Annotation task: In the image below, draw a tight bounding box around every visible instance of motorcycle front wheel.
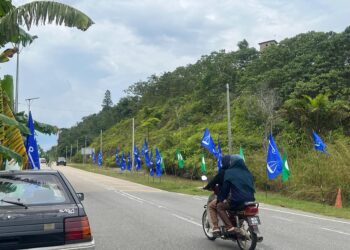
[202,210,216,241]
[236,219,257,250]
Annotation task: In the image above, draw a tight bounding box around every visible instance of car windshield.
[0,174,72,207]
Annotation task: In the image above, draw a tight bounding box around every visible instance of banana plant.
[0,0,94,48]
[0,86,28,169]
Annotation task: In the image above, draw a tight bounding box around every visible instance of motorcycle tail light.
[244,206,259,216]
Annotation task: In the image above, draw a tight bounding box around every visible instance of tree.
[237,39,249,50]
[102,90,113,109]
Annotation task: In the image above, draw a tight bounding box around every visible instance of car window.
[0,174,73,206]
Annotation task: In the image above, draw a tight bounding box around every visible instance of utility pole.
[226,84,232,154]
[70,144,72,163]
[76,140,79,155]
[15,44,20,113]
[65,146,67,160]
[83,136,87,166]
[100,130,103,155]
[132,118,135,171]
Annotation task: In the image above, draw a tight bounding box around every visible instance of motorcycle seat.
[228,201,258,212]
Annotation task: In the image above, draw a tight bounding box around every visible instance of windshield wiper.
[1,199,28,209]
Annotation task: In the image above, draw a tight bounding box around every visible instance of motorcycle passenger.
[216,154,255,235]
[203,155,236,234]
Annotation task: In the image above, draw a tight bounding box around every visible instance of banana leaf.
[0,1,93,47]
[0,144,22,165]
[2,94,28,169]
[0,113,30,135]
[15,111,59,135]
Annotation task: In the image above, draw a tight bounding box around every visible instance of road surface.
[55,166,350,250]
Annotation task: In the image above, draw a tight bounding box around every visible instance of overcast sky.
[2,0,350,150]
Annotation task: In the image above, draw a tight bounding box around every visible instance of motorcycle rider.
[203,155,236,234]
[216,154,255,236]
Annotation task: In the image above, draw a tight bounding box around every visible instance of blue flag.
[115,148,120,167]
[121,151,126,171]
[134,146,142,171]
[142,139,150,167]
[127,152,132,171]
[155,148,162,177]
[312,131,327,153]
[26,111,40,170]
[266,134,283,180]
[149,150,154,176]
[216,139,223,172]
[201,128,217,156]
[97,150,103,167]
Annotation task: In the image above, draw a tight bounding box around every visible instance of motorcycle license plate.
[247,216,261,226]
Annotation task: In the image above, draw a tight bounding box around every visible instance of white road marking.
[321,227,350,236]
[114,190,143,203]
[193,197,203,200]
[260,206,350,225]
[172,214,202,227]
[272,216,293,222]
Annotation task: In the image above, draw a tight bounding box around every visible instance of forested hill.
[53,27,350,205]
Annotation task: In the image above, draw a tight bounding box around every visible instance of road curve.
[54,166,350,250]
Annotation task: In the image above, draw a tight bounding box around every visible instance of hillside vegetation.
[52,28,350,206]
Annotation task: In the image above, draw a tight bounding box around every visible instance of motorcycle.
[201,176,262,250]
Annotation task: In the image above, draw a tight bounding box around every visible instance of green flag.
[239,146,245,162]
[176,149,184,169]
[282,152,290,182]
[160,152,165,170]
[200,154,206,173]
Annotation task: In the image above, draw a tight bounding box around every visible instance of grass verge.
[70,163,350,220]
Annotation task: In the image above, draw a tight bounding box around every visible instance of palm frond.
[0,0,14,18]
[2,96,28,168]
[15,111,59,135]
[0,113,30,135]
[0,1,93,47]
[0,144,23,166]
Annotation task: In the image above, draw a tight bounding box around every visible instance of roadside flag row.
[266,130,327,182]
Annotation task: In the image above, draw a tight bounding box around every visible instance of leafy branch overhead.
[0,0,94,47]
[15,111,59,135]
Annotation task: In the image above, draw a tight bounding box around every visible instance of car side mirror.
[76,193,84,201]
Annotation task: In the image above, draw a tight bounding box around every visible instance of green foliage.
[0,0,94,47]
[56,28,350,206]
[102,89,113,109]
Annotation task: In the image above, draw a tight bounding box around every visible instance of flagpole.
[100,130,103,167]
[226,84,232,154]
[132,118,135,172]
[316,151,325,204]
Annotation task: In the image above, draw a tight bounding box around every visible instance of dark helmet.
[221,154,244,170]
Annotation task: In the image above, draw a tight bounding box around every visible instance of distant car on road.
[57,157,66,166]
[40,158,47,168]
[0,170,95,250]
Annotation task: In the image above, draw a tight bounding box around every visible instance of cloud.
[4,0,350,150]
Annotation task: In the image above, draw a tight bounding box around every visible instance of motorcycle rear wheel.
[236,219,257,250]
[202,210,216,241]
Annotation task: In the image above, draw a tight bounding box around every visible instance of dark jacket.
[217,155,255,207]
[203,170,225,190]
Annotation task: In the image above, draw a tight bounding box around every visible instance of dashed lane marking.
[321,227,350,236]
[172,214,202,227]
[272,216,293,222]
[260,206,350,225]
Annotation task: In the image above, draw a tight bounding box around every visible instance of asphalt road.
[54,166,350,250]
